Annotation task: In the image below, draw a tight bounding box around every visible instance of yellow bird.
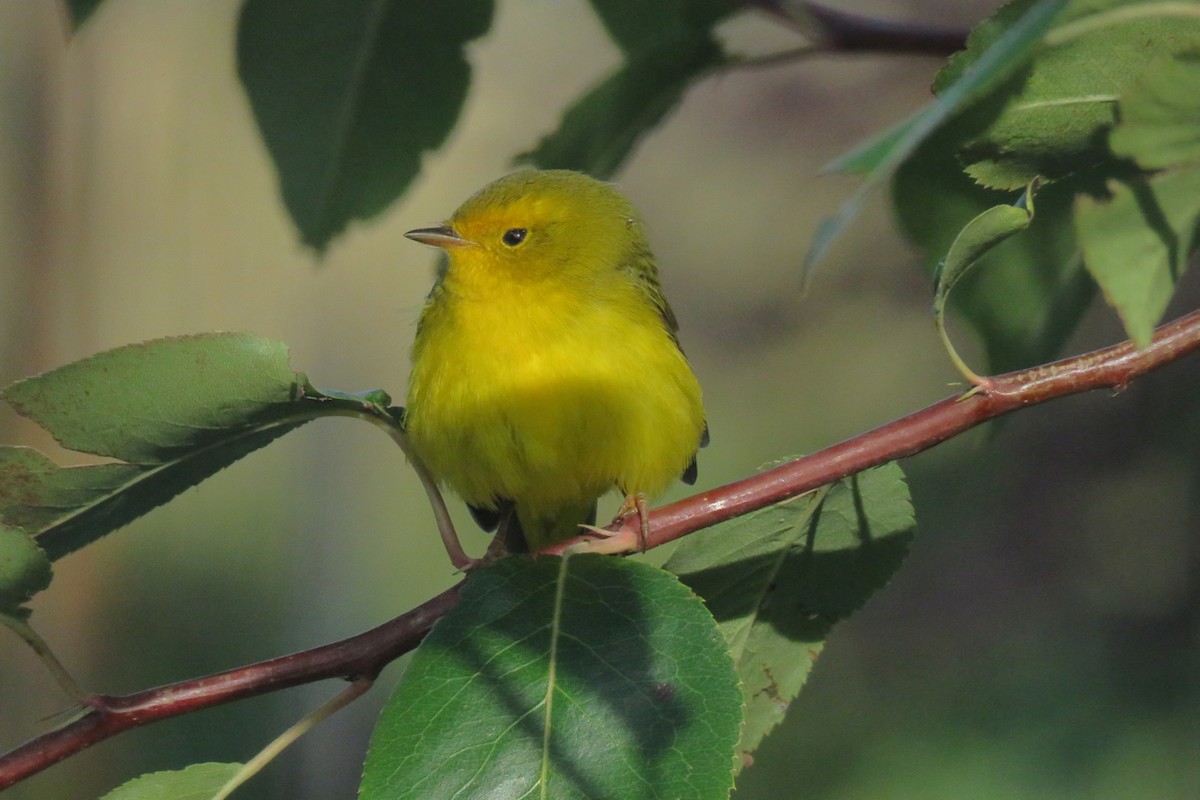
[404,170,706,553]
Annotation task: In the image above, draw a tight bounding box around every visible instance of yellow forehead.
[449,170,631,231]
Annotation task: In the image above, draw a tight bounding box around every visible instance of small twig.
[735,0,969,57]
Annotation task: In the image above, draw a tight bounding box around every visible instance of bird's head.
[405,170,647,289]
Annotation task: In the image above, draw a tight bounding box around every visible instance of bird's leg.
[482,519,513,563]
[613,492,651,551]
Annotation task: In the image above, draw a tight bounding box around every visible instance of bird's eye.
[502,228,527,246]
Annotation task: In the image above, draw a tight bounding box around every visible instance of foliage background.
[0,1,1197,798]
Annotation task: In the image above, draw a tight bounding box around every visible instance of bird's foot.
[568,523,639,556]
[565,493,651,556]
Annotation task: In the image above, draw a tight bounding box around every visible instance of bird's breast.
[406,281,704,516]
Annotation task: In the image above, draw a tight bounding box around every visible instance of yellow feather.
[404,170,705,550]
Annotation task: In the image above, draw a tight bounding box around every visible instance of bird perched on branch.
[404,170,706,554]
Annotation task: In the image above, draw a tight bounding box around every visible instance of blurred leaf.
[955,0,1200,189]
[1076,167,1200,347]
[588,0,731,56]
[522,0,732,178]
[520,36,724,179]
[360,555,742,800]
[1,333,398,560]
[1110,53,1200,169]
[98,762,243,800]
[237,0,494,252]
[825,111,921,176]
[813,0,1067,272]
[894,121,1092,374]
[0,525,52,617]
[64,0,104,28]
[666,464,915,769]
[933,190,1037,381]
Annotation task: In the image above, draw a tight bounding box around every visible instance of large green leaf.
[953,0,1200,189]
[0,525,52,617]
[237,0,494,251]
[1110,52,1200,169]
[4,334,303,464]
[0,333,397,560]
[360,555,742,800]
[665,464,915,769]
[98,762,243,800]
[1076,166,1200,347]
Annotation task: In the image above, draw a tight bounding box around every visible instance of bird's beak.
[404,225,476,249]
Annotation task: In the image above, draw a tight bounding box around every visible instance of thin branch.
[4,307,1200,789]
[735,0,969,57]
[0,583,461,790]
[548,306,1200,555]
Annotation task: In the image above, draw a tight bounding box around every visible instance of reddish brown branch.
[548,306,1200,554]
[0,583,461,790]
[4,307,1200,789]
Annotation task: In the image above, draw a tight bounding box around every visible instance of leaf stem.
[212,677,374,800]
[934,306,986,387]
[337,404,476,570]
[0,614,90,704]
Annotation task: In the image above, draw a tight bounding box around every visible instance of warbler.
[404,170,706,552]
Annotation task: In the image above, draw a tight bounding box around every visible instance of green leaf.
[1076,166,1200,347]
[3,333,303,464]
[98,762,243,800]
[1110,53,1200,169]
[933,190,1037,381]
[956,0,1200,189]
[519,37,724,179]
[934,193,1036,308]
[665,464,915,770]
[64,0,105,28]
[893,121,1093,374]
[0,525,52,617]
[825,112,921,176]
[360,555,742,800]
[813,0,1068,272]
[1,333,395,560]
[588,0,732,56]
[236,0,494,252]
